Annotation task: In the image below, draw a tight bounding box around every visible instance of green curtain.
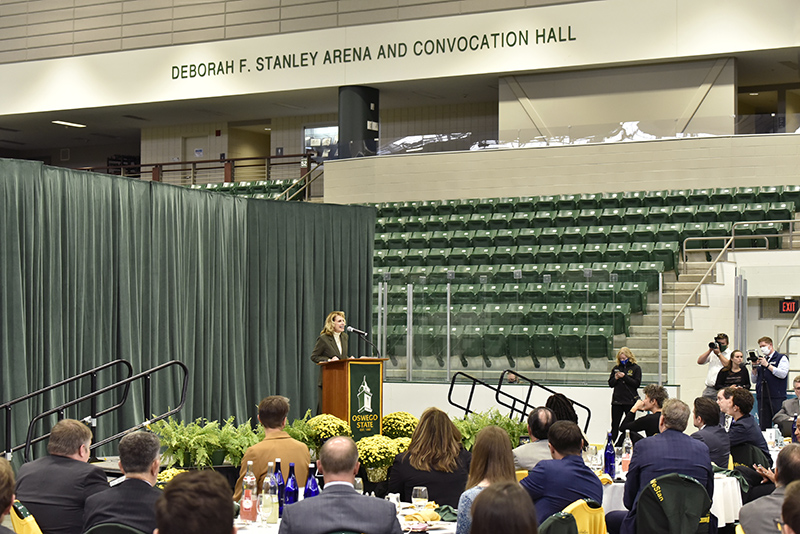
[0,158,374,461]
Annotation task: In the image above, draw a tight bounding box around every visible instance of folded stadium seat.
[523,283,549,303]
[426,248,450,266]
[599,191,623,208]
[695,204,721,223]
[758,185,782,203]
[374,232,389,249]
[475,264,499,284]
[499,284,525,303]
[539,227,565,245]
[427,284,451,304]
[494,197,517,214]
[623,207,649,225]
[516,196,537,213]
[383,216,405,233]
[404,249,428,266]
[466,213,490,231]
[470,247,493,265]
[387,304,409,325]
[436,200,459,216]
[510,211,534,229]
[557,325,589,368]
[586,325,614,360]
[460,325,490,366]
[373,249,388,267]
[383,249,408,267]
[533,210,557,228]
[555,194,578,210]
[375,216,387,233]
[386,232,411,249]
[537,245,561,264]
[561,226,586,245]
[407,231,432,249]
[494,228,517,247]
[688,188,711,206]
[602,302,631,336]
[453,303,481,324]
[581,243,608,263]
[427,304,452,324]
[578,192,600,209]
[656,223,683,243]
[505,303,532,323]
[483,303,508,324]
[492,246,517,265]
[388,266,413,282]
[585,226,611,244]
[742,202,768,221]
[666,189,689,206]
[533,325,563,367]
[682,222,708,250]
[475,198,498,214]
[718,203,745,222]
[495,264,525,283]
[508,325,539,368]
[251,193,268,200]
[612,261,639,283]
[782,185,800,204]
[378,201,400,217]
[641,189,667,207]
[559,244,584,264]
[590,262,615,282]
[577,302,604,324]
[620,190,645,208]
[609,225,635,243]
[599,208,624,226]
[445,214,468,231]
[731,186,757,204]
[478,284,501,302]
[529,303,554,324]
[455,198,478,215]
[620,281,648,313]
[487,213,512,230]
[562,264,591,283]
[767,201,794,221]
[447,247,471,265]
[728,222,754,249]
[628,242,654,262]
[408,266,434,283]
[217,181,236,194]
[647,206,674,224]
[428,230,452,249]
[514,245,539,264]
[652,242,679,272]
[555,210,578,227]
[386,325,408,359]
[756,222,784,249]
[552,303,578,325]
[537,195,557,211]
[672,205,697,223]
[373,266,391,284]
[548,282,572,302]
[709,187,734,205]
[541,262,567,281]
[571,282,598,301]
[250,180,269,194]
[403,215,426,232]
[453,264,478,283]
[387,284,409,304]
[422,215,446,232]
[235,181,253,194]
[704,222,732,249]
[522,264,546,282]
[595,282,621,304]
[444,325,469,367]
[605,243,631,262]
[637,261,665,290]
[416,200,438,217]
[484,325,514,366]
[516,228,541,245]
[577,208,601,227]
[413,325,445,367]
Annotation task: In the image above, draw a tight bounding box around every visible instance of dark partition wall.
[0,158,374,457]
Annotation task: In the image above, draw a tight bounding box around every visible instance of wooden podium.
[318,357,387,441]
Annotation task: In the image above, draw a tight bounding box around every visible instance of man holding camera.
[698,333,731,398]
[752,336,789,431]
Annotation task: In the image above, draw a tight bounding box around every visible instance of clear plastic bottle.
[284,462,299,506]
[303,463,320,499]
[621,430,633,472]
[240,461,258,522]
[261,462,279,524]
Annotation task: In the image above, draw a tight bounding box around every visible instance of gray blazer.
[512,439,552,471]
[278,483,402,534]
[772,397,799,436]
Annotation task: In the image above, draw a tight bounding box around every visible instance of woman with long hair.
[387,407,471,507]
[607,346,642,443]
[454,426,516,534]
[714,349,751,390]
[310,311,349,363]
[470,481,538,534]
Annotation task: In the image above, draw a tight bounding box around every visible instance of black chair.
[635,473,712,534]
[539,512,578,534]
[85,524,149,534]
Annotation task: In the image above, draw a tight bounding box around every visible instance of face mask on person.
[619,358,628,365]
[718,343,728,351]
[760,346,771,356]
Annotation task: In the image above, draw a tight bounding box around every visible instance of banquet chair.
[84,524,148,534]
[635,473,712,534]
[539,512,578,534]
[561,498,605,534]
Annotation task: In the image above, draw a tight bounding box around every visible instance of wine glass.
[354,477,364,495]
[411,486,428,510]
[259,493,275,524]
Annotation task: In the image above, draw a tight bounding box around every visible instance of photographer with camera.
[698,333,731,398]
[714,349,751,391]
[752,336,790,431]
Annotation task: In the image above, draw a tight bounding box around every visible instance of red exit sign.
[779,299,798,314]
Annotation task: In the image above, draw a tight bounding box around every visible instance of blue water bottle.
[604,431,616,479]
[274,458,286,516]
[304,463,320,498]
[284,462,299,507]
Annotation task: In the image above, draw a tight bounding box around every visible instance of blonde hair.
[405,407,463,472]
[616,347,636,365]
[320,311,345,336]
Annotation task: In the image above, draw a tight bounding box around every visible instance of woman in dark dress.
[714,350,751,390]
[387,407,471,508]
[608,347,642,444]
[311,311,349,363]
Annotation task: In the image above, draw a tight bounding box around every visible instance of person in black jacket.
[608,347,642,443]
[617,384,667,446]
[714,349,751,391]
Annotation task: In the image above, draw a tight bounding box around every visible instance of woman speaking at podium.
[311,311,350,363]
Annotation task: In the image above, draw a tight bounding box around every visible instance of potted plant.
[451,409,527,451]
[218,416,262,468]
[355,434,398,482]
[284,410,317,457]
[307,414,352,450]
[381,411,418,439]
[149,416,223,468]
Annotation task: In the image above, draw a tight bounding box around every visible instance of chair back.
[635,473,712,534]
[730,443,771,469]
[10,501,43,534]
[84,524,148,534]
[539,512,578,534]
[561,498,606,534]
[515,469,528,482]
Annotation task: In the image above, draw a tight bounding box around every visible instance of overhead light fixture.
[52,120,86,128]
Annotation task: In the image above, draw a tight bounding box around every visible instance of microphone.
[346,325,368,336]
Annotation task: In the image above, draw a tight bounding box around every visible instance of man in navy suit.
[279,436,402,534]
[83,431,163,534]
[752,336,790,430]
[520,421,603,524]
[690,396,731,468]
[606,399,714,534]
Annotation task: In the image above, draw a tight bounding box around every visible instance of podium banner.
[348,359,383,442]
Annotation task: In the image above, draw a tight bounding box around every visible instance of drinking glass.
[354,477,364,495]
[258,493,276,524]
[411,486,428,510]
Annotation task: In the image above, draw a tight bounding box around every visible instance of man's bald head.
[318,436,359,478]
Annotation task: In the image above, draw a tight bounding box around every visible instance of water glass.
[411,486,428,510]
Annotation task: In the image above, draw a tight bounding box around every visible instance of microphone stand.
[356,331,382,359]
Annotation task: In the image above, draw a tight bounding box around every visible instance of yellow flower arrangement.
[307,414,352,447]
[355,434,398,468]
[156,467,188,488]
[393,436,411,454]
[381,411,418,439]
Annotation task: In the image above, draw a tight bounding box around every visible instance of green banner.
[348,361,383,442]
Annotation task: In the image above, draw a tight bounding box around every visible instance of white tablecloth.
[602,475,743,525]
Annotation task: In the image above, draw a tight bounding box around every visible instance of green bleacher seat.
[470,247,493,265]
[374,232,389,249]
[251,180,269,194]
[609,225,635,243]
[427,284,451,303]
[585,226,611,244]
[688,189,711,206]
[666,189,689,206]
[696,204,720,222]
[476,264,500,282]
[620,281,648,313]
[492,246,517,265]
[510,212,533,229]
[682,222,708,249]
[621,191,645,208]
[613,261,639,283]
[782,185,800,204]
[523,283,549,302]
[384,249,407,266]
[562,226,586,245]
[495,229,517,247]
[475,198,498,214]
[530,303,554,324]
[448,247,471,265]
[756,222,783,248]
[586,325,614,360]
[445,214,468,231]
[453,264,478,282]
[387,284,409,304]
[704,222,732,249]
[378,201,400,217]
[422,215,446,232]
[537,245,561,264]
[539,227,564,245]
[533,325,562,367]
[559,244,584,263]
[642,190,668,207]
[435,200,458,216]
[387,304,409,325]
[383,216,405,233]
[556,194,578,210]
[495,197,517,214]
[647,206,673,223]
[218,182,236,194]
[672,205,697,223]
[624,207,649,225]
[426,248,450,266]
[235,181,253,194]
[522,264,546,282]
[628,242,654,262]
[514,245,538,263]
[505,303,532,323]
[386,232,410,249]
[638,261,665,289]
[484,325,513,366]
[552,303,579,325]
[577,302,604,324]
[542,263,567,280]
[606,243,631,262]
[499,284,525,303]
[404,249,428,266]
[428,230,452,248]
[452,285,478,305]
[591,262,615,281]
[533,211,556,228]
[404,215,426,232]
[386,325,408,358]
[718,203,745,222]
[710,188,734,205]
[653,241,679,271]
[595,282,621,303]
[578,193,600,209]
[508,325,538,367]
[516,228,541,246]
[577,208,601,226]
[483,303,507,323]
[373,249,388,266]
[733,186,758,203]
[602,302,631,336]
[466,213,490,231]
[656,223,683,243]
[453,303,481,324]
[632,224,657,243]
[582,243,608,263]
[455,199,478,215]
[600,208,625,226]
[767,201,793,221]
[414,325,445,365]
[758,185,782,203]
[743,202,768,221]
[204,182,222,193]
[416,201,438,216]
[409,265,434,283]
[555,210,578,227]
[495,264,525,282]
[461,325,489,364]
[407,231,432,248]
[548,282,572,302]
[537,196,557,211]
[557,325,589,368]
[599,192,623,208]
[488,213,512,230]
[373,266,391,283]
[516,196,537,212]
[571,282,598,301]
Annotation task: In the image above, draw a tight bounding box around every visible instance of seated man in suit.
[617,384,667,445]
[83,431,163,533]
[15,419,109,534]
[0,459,16,534]
[721,386,771,464]
[773,375,800,437]
[690,396,731,468]
[784,480,800,534]
[155,470,234,534]
[512,407,555,471]
[520,421,603,524]
[606,399,714,534]
[279,436,402,534]
[740,443,800,534]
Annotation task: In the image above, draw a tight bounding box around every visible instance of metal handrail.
[282,160,324,201]
[447,369,591,433]
[2,360,133,460]
[671,219,797,329]
[21,360,189,462]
